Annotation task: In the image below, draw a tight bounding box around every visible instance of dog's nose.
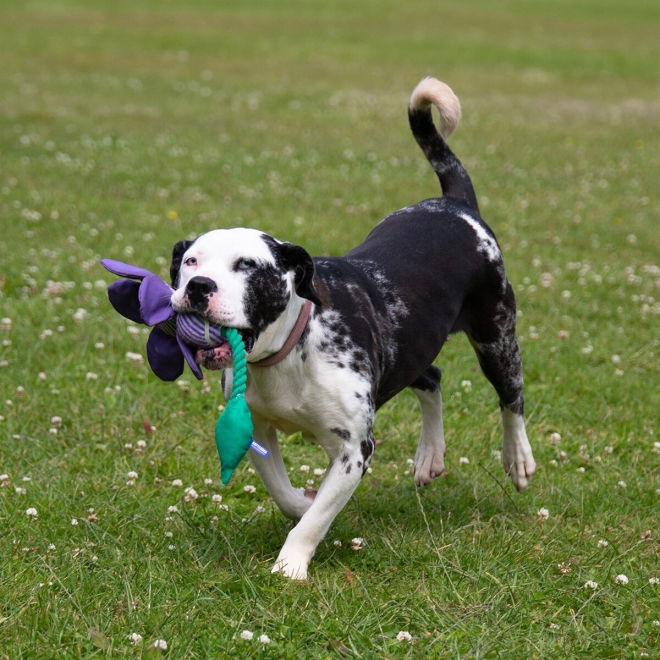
[185,276,218,311]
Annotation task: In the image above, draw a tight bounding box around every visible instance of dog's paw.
[414,448,446,486]
[271,551,309,580]
[502,444,536,491]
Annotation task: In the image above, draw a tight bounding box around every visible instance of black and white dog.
[170,77,536,579]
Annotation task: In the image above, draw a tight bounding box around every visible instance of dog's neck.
[248,295,311,365]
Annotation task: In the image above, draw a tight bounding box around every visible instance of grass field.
[1,0,658,657]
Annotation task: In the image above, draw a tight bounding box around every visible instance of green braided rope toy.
[215,327,258,484]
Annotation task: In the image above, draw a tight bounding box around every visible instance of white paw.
[271,550,309,580]
[414,447,446,486]
[502,443,536,491]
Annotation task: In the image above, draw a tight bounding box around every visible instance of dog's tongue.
[196,341,233,370]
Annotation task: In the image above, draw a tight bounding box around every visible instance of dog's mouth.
[194,328,256,371]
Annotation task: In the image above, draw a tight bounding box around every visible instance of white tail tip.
[409,77,461,138]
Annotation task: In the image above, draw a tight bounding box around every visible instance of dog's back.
[333,79,511,405]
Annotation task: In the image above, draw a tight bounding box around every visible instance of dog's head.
[170,228,320,353]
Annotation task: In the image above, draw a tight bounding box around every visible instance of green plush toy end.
[215,327,254,484]
[216,394,254,484]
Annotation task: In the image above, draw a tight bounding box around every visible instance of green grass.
[1,0,658,657]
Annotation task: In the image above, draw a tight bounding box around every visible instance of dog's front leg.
[271,428,374,580]
[249,415,314,520]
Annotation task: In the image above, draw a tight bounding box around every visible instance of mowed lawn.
[0,0,658,657]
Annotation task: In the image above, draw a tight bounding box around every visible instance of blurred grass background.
[0,0,658,657]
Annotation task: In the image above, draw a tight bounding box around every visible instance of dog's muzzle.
[185,276,218,313]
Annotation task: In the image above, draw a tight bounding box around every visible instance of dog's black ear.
[170,239,194,287]
[278,242,322,306]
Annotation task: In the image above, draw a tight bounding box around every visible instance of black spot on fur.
[345,464,352,474]
[242,263,289,334]
[341,454,349,464]
[331,428,351,441]
[360,438,374,463]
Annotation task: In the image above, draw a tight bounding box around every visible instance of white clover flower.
[51,415,63,427]
[25,507,38,519]
[204,478,214,485]
[211,494,223,504]
[151,639,167,650]
[396,631,412,642]
[649,577,659,585]
[71,518,79,526]
[72,308,87,322]
[15,487,26,495]
[125,352,144,364]
[617,480,627,488]
[1,317,12,330]
[458,456,470,465]
[258,634,271,644]
[614,574,629,585]
[129,632,143,645]
[583,580,598,590]
[167,544,175,551]
[333,539,342,547]
[598,539,609,548]
[548,432,561,444]
[351,537,365,550]
[313,468,326,476]
[537,508,550,521]
[86,372,98,381]
[299,465,310,473]
[127,471,138,480]
[240,630,254,641]
[461,379,472,391]
[184,487,199,502]
[243,485,256,494]
[171,479,183,487]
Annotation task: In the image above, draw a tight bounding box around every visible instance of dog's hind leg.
[249,416,314,520]
[467,289,536,491]
[410,366,446,486]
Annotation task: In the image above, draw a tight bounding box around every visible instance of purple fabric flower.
[101,259,203,380]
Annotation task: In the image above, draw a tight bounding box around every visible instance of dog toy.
[101,258,267,483]
[216,327,256,484]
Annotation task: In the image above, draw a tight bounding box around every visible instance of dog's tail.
[408,77,479,213]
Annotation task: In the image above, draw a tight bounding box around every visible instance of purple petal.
[139,274,175,326]
[177,335,203,380]
[147,327,184,381]
[101,259,153,281]
[107,279,144,323]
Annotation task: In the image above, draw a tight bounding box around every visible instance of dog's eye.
[233,258,257,272]
[184,257,197,267]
